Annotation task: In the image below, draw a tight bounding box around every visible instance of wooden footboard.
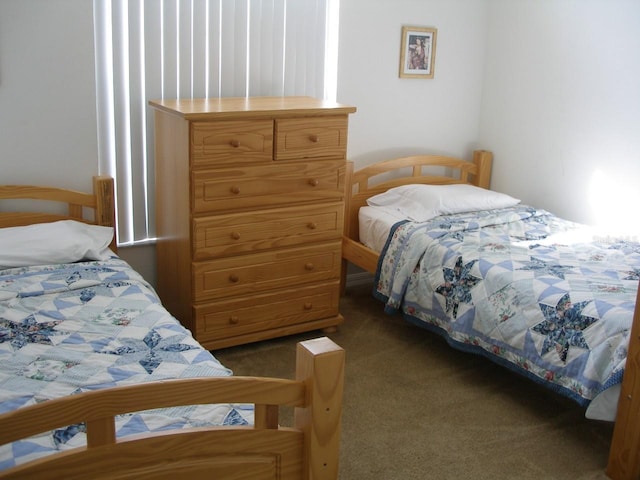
[0,337,344,480]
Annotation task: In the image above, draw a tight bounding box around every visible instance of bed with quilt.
[341,150,640,480]
[0,177,345,479]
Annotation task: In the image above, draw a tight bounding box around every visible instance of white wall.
[0,0,97,191]
[338,0,489,165]
[339,0,640,233]
[479,0,640,231]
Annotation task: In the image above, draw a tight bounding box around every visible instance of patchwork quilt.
[375,205,640,406]
[0,256,251,470]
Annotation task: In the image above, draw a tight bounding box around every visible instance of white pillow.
[366,183,520,222]
[0,220,114,269]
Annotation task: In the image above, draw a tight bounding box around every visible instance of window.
[94,0,339,245]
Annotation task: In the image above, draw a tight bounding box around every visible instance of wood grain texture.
[192,120,274,167]
[193,241,342,302]
[192,203,344,260]
[295,337,345,479]
[150,97,355,348]
[194,281,342,350]
[153,109,193,332]
[192,160,344,214]
[149,96,356,121]
[275,117,349,161]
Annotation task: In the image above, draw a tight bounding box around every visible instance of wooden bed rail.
[0,176,117,252]
[607,283,640,480]
[0,336,344,480]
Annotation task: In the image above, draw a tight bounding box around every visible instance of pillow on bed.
[366,183,520,222]
[0,220,114,269]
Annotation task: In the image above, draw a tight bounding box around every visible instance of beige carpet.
[214,283,615,480]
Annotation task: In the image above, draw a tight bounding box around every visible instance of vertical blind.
[93,0,338,246]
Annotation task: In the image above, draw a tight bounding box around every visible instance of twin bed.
[0,177,345,479]
[342,150,640,480]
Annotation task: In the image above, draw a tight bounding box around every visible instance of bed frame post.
[294,337,345,480]
[93,176,117,253]
[607,284,640,480]
[340,161,355,294]
[472,150,493,189]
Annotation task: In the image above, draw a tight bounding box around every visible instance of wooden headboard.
[0,176,117,253]
[341,150,493,275]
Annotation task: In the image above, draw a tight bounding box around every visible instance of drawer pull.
[229,316,240,325]
[231,231,241,240]
[308,178,320,187]
[230,186,240,195]
[309,134,319,143]
[307,222,317,230]
[304,263,315,271]
[230,139,241,148]
[303,302,313,310]
[229,274,240,283]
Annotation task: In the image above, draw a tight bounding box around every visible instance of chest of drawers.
[149,96,356,350]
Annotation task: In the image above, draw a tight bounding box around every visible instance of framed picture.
[399,26,437,79]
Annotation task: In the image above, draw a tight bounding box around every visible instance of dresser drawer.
[194,281,340,342]
[192,160,345,213]
[274,116,348,161]
[193,241,341,302]
[192,202,344,260]
[191,120,273,168]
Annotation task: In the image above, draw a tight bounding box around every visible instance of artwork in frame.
[399,26,437,79]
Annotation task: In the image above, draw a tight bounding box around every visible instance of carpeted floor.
[214,282,615,480]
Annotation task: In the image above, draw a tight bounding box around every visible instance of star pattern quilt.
[375,205,639,407]
[0,256,250,470]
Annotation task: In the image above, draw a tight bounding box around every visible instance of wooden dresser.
[149,96,356,350]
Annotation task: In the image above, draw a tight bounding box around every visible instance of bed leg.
[294,337,345,480]
[607,286,640,480]
[322,326,338,334]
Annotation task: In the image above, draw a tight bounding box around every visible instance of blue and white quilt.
[375,205,639,408]
[0,256,251,470]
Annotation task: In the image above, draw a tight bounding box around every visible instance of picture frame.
[399,26,437,79]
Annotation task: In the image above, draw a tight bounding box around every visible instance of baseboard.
[345,271,374,288]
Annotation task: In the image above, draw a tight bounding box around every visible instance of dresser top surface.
[149,96,356,120]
